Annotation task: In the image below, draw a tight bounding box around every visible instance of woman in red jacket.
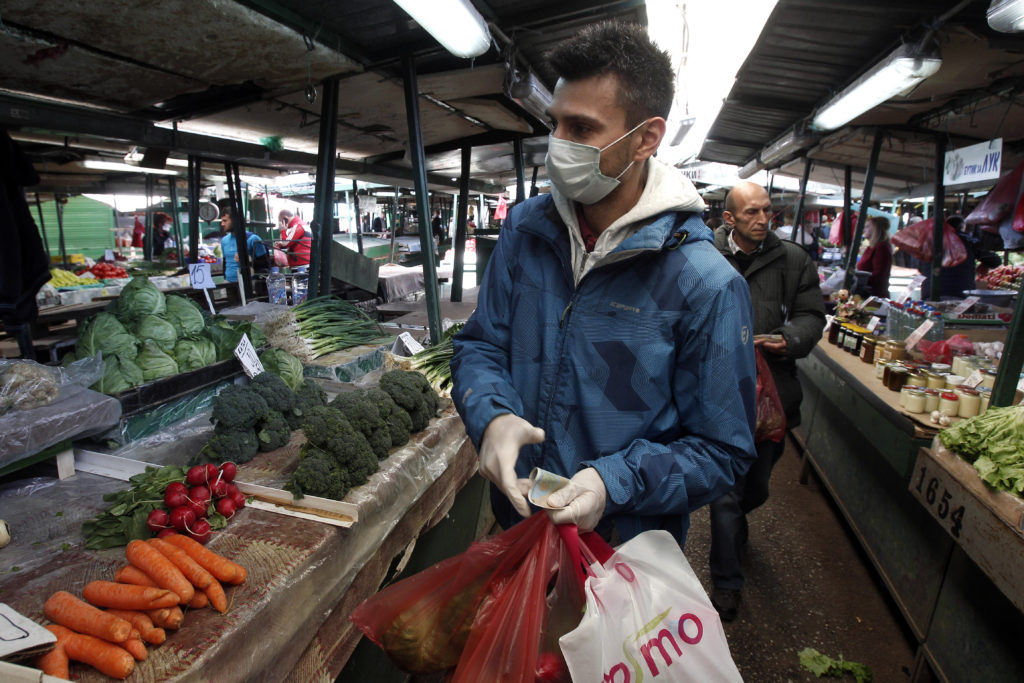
[275,210,311,267]
[857,216,893,298]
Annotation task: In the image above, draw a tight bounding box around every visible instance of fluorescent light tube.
[393,0,491,58]
[758,128,815,166]
[508,69,553,129]
[812,44,941,131]
[81,160,179,176]
[988,0,1024,32]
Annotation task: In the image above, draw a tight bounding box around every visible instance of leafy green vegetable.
[164,295,206,338]
[134,314,179,353]
[939,406,1024,495]
[135,340,180,382]
[206,320,267,361]
[799,648,872,682]
[259,347,305,391]
[76,312,138,360]
[82,466,186,549]
[173,337,217,372]
[118,275,167,321]
[91,353,144,394]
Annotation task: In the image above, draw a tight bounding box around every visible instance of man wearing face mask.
[450,22,756,545]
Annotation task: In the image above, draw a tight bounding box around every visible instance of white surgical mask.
[545,120,647,204]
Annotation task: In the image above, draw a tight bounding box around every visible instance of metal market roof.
[0,0,646,196]
[699,0,1024,199]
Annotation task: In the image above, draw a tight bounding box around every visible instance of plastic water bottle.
[267,267,288,305]
[291,267,308,306]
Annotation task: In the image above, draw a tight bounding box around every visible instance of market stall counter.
[795,341,1024,681]
[0,408,483,682]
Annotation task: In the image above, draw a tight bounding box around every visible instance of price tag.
[896,274,928,304]
[866,316,881,332]
[858,296,878,310]
[903,318,935,351]
[104,249,115,262]
[189,263,215,290]
[963,369,985,388]
[399,331,425,356]
[233,333,264,378]
[951,296,980,318]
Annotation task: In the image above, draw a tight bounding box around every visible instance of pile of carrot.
[36,533,246,680]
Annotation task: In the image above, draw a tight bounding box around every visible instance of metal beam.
[187,156,200,265]
[793,158,812,247]
[225,162,253,301]
[452,144,471,303]
[513,135,526,204]
[930,137,947,299]
[402,54,442,345]
[168,178,184,267]
[991,288,1024,407]
[310,79,340,298]
[352,180,364,255]
[844,129,884,290]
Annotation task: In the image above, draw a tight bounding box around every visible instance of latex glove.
[479,414,545,518]
[545,467,607,532]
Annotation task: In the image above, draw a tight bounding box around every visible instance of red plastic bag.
[350,513,609,681]
[917,334,974,365]
[965,161,1024,226]
[754,348,786,443]
[828,211,857,246]
[891,218,967,267]
[1012,191,1024,234]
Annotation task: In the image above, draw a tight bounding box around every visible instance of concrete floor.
[683,438,919,682]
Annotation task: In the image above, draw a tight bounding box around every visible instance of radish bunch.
[146,463,245,544]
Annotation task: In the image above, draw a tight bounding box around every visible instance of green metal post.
[991,289,1024,407]
[452,144,471,302]
[513,134,525,204]
[794,157,811,246]
[187,156,200,264]
[844,129,884,290]
[309,78,339,298]
[930,136,946,299]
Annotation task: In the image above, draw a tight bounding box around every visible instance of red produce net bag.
[755,347,786,443]
[965,161,1024,226]
[891,218,967,267]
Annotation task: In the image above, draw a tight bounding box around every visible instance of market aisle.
[683,438,918,681]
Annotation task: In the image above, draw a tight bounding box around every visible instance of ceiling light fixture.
[393,0,492,58]
[81,160,179,176]
[758,127,817,166]
[507,68,553,129]
[811,43,942,131]
[988,0,1024,32]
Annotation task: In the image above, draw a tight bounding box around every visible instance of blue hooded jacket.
[452,169,756,544]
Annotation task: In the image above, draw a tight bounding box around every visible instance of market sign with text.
[943,138,1002,187]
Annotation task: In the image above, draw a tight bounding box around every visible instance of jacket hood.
[551,156,707,283]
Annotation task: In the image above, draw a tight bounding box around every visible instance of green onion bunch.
[407,322,463,396]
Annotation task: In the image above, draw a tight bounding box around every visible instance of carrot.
[147,605,183,630]
[104,609,166,645]
[163,533,247,584]
[187,590,209,609]
[114,563,158,587]
[44,591,131,643]
[203,577,228,613]
[126,539,195,603]
[83,580,179,610]
[62,631,135,679]
[122,629,148,661]
[36,624,71,679]
[148,537,214,590]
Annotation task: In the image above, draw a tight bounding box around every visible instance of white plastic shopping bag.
[559,530,743,682]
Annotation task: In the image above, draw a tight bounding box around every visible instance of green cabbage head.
[77,312,138,361]
[91,354,144,394]
[134,314,178,353]
[259,348,304,391]
[119,275,166,320]
[135,340,179,382]
[174,338,217,372]
[165,295,206,338]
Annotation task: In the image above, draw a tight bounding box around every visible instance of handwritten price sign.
[233,333,264,378]
[189,263,215,290]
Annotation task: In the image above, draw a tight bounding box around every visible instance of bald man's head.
[723,182,772,252]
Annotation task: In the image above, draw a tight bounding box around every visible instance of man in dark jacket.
[708,181,826,621]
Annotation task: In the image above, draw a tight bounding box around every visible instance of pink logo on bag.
[602,609,704,682]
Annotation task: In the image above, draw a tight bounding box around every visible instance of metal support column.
[794,157,812,246]
[842,165,852,249]
[844,129,884,290]
[353,180,364,255]
[513,134,526,204]
[389,186,398,264]
[224,162,253,301]
[34,193,49,256]
[309,78,339,298]
[452,144,471,302]
[167,178,184,267]
[991,288,1024,407]
[144,175,154,262]
[930,136,947,297]
[529,166,539,198]
[187,156,200,265]
[56,194,68,268]
[402,54,442,344]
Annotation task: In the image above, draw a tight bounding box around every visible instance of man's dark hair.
[547,22,674,125]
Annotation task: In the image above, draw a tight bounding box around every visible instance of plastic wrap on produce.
[149,274,191,290]
[0,407,474,682]
[97,380,229,446]
[58,285,124,306]
[218,301,290,325]
[302,343,389,383]
[0,384,121,467]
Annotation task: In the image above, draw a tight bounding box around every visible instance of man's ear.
[722,210,735,227]
[634,117,666,161]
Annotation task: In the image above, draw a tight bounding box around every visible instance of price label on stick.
[866,316,881,333]
[233,333,264,378]
[189,262,215,290]
[963,369,985,389]
[398,331,425,356]
[897,274,928,304]
[903,319,935,352]
[951,296,980,318]
[104,249,115,262]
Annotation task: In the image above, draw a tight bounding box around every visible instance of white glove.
[479,414,545,518]
[545,467,607,532]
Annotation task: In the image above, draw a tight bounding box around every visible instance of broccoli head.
[301,405,373,459]
[203,425,259,463]
[285,443,350,500]
[379,370,439,433]
[367,387,412,448]
[285,378,329,430]
[250,371,297,413]
[256,409,292,452]
[330,390,391,459]
[212,384,269,429]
